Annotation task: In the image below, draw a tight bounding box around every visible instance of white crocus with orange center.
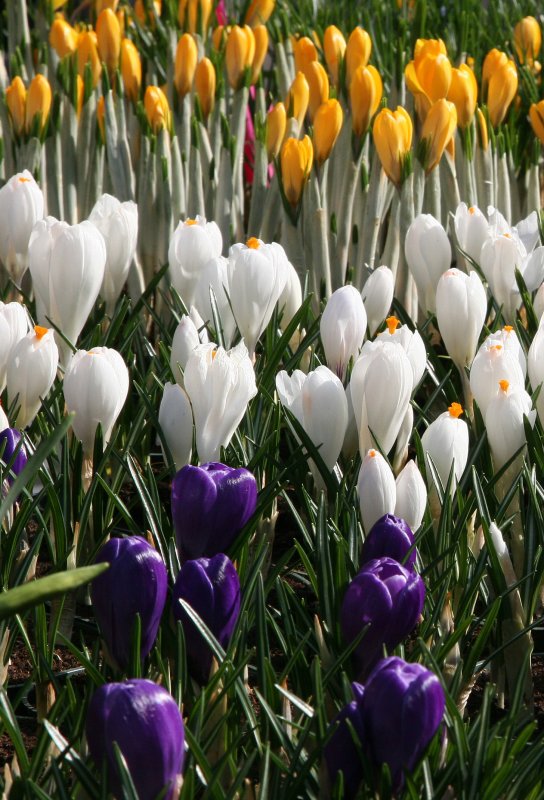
[421,402,469,493]
[376,316,426,389]
[357,449,396,533]
[454,203,489,264]
[485,379,535,471]
[0,171,44,286]
[405,214,451,314]
[168,216,223,309]
[484,326,526,378]
[6,326,59,429]
[320,285,367,382]
[470,338,525,417]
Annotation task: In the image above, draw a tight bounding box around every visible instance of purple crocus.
[172,553,241,684]
[91,537,168,672]
[0,427,27,483]
[171,462,257,561]
[341,557,425,678]
[325,657,445,795]
[86,679,184,800]
[360,514,416,569]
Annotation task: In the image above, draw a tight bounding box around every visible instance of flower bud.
[293,36,317,73]
[251,24,268,84]
[312,98,343,165]
[96,8,121,75]
[454,202,489,264]
[244,0,274,27]
[174,33,198,97]
[285,71,309,128]
[7,327,59,429]
[345,26,371,86]
[395,460,427,532]
[0,302,30,392]
[6,77,26,136]
[49,16,79,58]
[25,75,52,135]
[170,314,206,381]
[178,0,212,34]
[421,402,469,492]
[376,317,426,388]
[168,216,222,308]
[0,428,27,484]
[144,85,171,133]
[226,25,255,89]
[77,30,102,87]
[530,100,544,146]
[92,537,167,670]
[195,57,216,119]
[357,449,396,532]
[172,553,241,683]
[320,285,366,381]
[436,269,486,370]
[419,98,457,173]
[361,265,394,336]
[372,106,413,187]
[303,61,329,123]
[266,102,286,161]
[323,25,346,86]
[514,16,541,65]
[172,462,257,560]
[405,38,451,116]
[120,38,142,101]
[485,380,535,470]
[350,64,382,137]
[470,338,525,417]
[89,194,138,311]
[86,679,184,800]
[0,171,44,287]
[405,213,451,314]
[280,135,313,206]
[361,513,416,569]
[447,64,477,128]
[341,559,425,677]
[158,382,193,469]
[488,58,518,128]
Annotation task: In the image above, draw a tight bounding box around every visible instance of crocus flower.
[91,537,168,671]
[172,462,257,561]
[168,217,223,309]
[405,214,451,314]
[421,402,469,493]
[357,449,396,533]
[435,269,486,371]
[6,326,59,429]
[0,428,27,484]
[485,380,535,471]
[470,337,525,417]
[360,514,416,570]
[172,553,241,684]
[341,557,425,677]
[0,302,30,393]
[86,679,184,800]
[0,171,44,286]
[320,286,367,382]
[158,383,193,470]
[361,266,394,337]
[394,460,427,532]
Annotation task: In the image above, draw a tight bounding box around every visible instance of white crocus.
[395,460,427,532]
[276,366,348,485]
[361,265,394,337]
[528,316,544,426]
[63,348,129,456]
[168,216,223,309]
[0,171,44,286]
[405,214,451,314]
[0,302,30,392]
[0,406,8,432]
[184,341,257,462]
[320,285,367,381]
[436,269,487,371]
[376,316,426,388]
[350,339,413,458]
[480,233,526,321]
[7,326,59,428]
[88,193,139,314]
[485,380,535,471]
[170,313,209,385]
[228,238,289,357]
[470,338,525,417]
[193,256,236,347]
[421,402,469,493]
[28,217,106,364]
[158,382,193,470]
[357,449,396,533]
[483,326,526,378]
[454,202,489,265]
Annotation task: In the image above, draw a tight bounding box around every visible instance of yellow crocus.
[244,0,275,27]
[405,38,451,119]
[95,0,118,11]
[323,25,346,86]
[293,36,317,74]
[482,48,508,100]
[372,106,413,187]
[487,58,518,128]
[174,33,198,97]
[345,26,371,86]
[266,102,286,161]
[419,98,457,173]
[285,71,309,128]
[6,76,27,135]
[304,61,329,122]
[96,8,121,75]
[280,135,313,205]
[195,57,216,119]
[25,74,52,134]
[120,38,142,101]
[514,16,541,65]
[447,64,477,128]
[530,100,544,145]
[251,25,268,84]
[313,98,343,165]
[178,0,212,35]
[135,0,161,24]
[350,64,382,137]
[49,15,79,58]
[225,25,255,89]
[77,30,102,87]
[144,85,171,133]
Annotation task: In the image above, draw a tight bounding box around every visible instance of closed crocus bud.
[304,61,329,123]
[361,265,394,337]
[0,428,27,484]
[144,85,171,133]
[293,36,317,73]
[528,316,544,426]
[195,57,215,119]
[372,106,413,188]
[86,679,184,800]
[357,449,396,533]
[488,58,517,128]
[480,233,525,322]
[49,15,79,58]
[0,171,44,286]
[244,0,274,26]
[405,213,451,314]
[120,38,142,101]
[530,101,544,145]
[447,64,477,128]
[320,285,367,381]
[454,202,489,264]
[170,314,206,382]
[77,30,102,87]
[96,8,121,75]
[88,194,138,313]
[172,462,257,560]
[376,317,426,388]
[285,71,309,128]
[345,26,371,86]
[7,326,59,429]
[482,48,508,97]
[395,460,427,532]
[184,341,257,462]
[323,25,346,86]
[266,102,286,161]
[470,338,525,417]
[172,553,240,683]
[485,380,536,470]
[514,16,541,65]
[174,33,197,97]
[280,135,313,206]
[251,24,268,84]
[361,513,416,569]
[436,269,487,371]
[92,537,167,670]
[64,348,129,456]
[419,98,457,173]
[226,25,255,89]
[28,218,106,360]
[158,382,193,469]
[0,302,30,392]
[25,74,52,134]
[405,38,451,119]
[341,559,425,677]
[313,99,343,166]
[178,0,212,33]
[168,216,223,308]
[421,402,469,492]
[486,326,526,377]
[6,77,26,136]
[350,64,382,137]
